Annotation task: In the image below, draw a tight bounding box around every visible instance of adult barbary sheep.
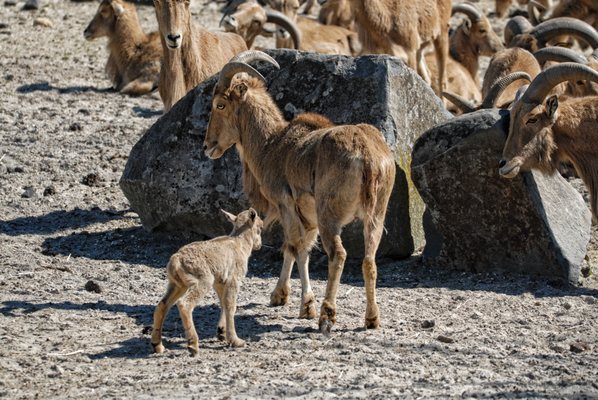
[84,0,161,95]
[499,63,598,223]
[342,0,451,95]
[203,51,396,334]
[154,0,247,111]
[151,208,263,356]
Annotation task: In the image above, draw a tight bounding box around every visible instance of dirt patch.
[1,0,597,398]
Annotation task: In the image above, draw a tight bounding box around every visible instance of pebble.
[21,186,35,198]
[570,342,590,353]
[43,185,56,196]
[421,320,435,329]
[84,280,102,294]
[81,172,100,187]
[33,17,52,28]
[437,335,455,344]
[4,0,16,6]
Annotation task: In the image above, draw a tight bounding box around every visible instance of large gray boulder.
[411,109,591,284]
[120,50,451,258]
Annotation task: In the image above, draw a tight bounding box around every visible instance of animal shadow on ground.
[16,82,115,95]
[0,300,282,359]
[132,106,163,118]
[1,207,126,236]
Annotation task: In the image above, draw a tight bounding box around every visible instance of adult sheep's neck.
[181,21,205,91]
[108,10,146,65]
[450,29,479,83]
[236,90,287,181]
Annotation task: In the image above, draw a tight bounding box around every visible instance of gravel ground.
[1,0,597,398]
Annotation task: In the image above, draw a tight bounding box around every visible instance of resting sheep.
[154,0,247,111]
[151,208,263,356]
[203,51,396,334]
[499,63,598,223]
[84,0,161,95]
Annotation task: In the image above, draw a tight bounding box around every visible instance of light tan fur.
[346,0,451,95]
[154,0,247,111]
[151,208,263,356]
[496,0,551,18]
[318,0,354,31]
[204,71,396,333]
[84,0,161,95]
[483,48,542,108]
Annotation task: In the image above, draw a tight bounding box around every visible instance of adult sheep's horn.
[530,17,598,49]
[441,91,477,114]
[481,72,532,109]
[266,10,302,50]
[504,16,533,45]
[527,0,547,26]
[219,0,248,26]
[533,47,588,65]
[451,3,481,23]
[217,50,280,90]
[522,62,598,104]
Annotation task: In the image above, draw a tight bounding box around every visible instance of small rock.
[21,186,35,198]
[81,173,100,187]
[5,73,14,80]
[563,302,572,310]
[550,344,566,353]
[141,326,152,335]
[437,335,455,344]
[570,342,590,353]
[22,0,39,10]
[43,186,56,196]
[69,122,82,131]
[581,264,592,278]
[33,17,52,28]
[84,280,102,294]
[0,22,8,29]
[4,0,16,6]
[421,320,435,329]
[582,296,596,305]
[8,166,24,173]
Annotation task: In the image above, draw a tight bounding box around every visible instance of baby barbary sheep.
[151,208,263,356]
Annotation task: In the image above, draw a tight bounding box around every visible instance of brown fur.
[483,48,542,108]
[154,0,247,111]
[204,72,396,333]
[496,0,551,18]
[502,94,598,223]
[84,0,161,95]
[347,0,451,95]
[151,208,263,356]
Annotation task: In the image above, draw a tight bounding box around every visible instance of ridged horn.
[451,2,481,23]
[266,10,302,50]
[530,17,598,49]
[505,16,533,45]
[533,47,588,65]
[441,91,477,114]
[216,50,280,91]
[592,49,598,62]
[521,62,598,104]
[527,0,547,26]
[481,72,531,108]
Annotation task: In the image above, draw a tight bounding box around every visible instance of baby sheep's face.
[222,208,263,250]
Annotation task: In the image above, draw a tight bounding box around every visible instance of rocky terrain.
[0,0,597,398]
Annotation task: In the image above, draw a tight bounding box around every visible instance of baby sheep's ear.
[111,1,125,15]
[249,208,257,221]
[221,209,237,223]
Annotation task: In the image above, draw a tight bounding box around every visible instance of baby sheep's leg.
[120,79,157,96]
[297,227,318,319]
[177,300,200,357]
[214,283,226,341]
[151,283,187,354]
[222,282,245,348]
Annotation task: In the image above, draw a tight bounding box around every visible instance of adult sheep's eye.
[217,104,225,110]
[526,117,537,125]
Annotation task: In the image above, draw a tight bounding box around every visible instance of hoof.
[152,342,165,354]
[187,345,199,357]
[365,316,380,329]
[217,326,226,341]
[270,286,290,306]
[319,318,333,336]
[229,338,246,348]
[299,294,317,319]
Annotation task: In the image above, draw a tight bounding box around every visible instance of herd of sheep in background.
[78,0,598,352]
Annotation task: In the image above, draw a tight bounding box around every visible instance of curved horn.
[527,0,547,26]
[481,72,531,108]
[522,62,598,104]
[441,91,477,114]
[530,17,598,49]
[220,0,249,27]
[217,50,280,90]
[592,48,598,62]
[533,47,588,65]
[451,2,481,23]
[505,16,533,45]
[266,10,302,50]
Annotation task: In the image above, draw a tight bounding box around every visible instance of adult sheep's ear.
[111,0,125,15]
[545,95,558,119]
[463,19,471,36]
[221,209,237,223]
[232,82,249,99]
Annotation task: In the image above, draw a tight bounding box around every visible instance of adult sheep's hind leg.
[270,249,294,306]
[318,224,347,335]
[296,227,318,319]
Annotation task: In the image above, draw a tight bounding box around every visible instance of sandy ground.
[1,0,597,398]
